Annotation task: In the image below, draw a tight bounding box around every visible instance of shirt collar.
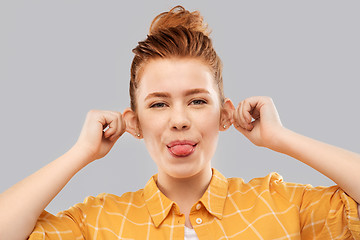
[143,168,229,227]
[199,168,228,220]
[143,174,175,227]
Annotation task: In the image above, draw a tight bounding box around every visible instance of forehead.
[138,58,217,97]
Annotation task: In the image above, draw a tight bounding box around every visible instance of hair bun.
[149,5,211,37]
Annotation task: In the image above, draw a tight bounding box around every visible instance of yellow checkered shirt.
[29,169,360,239]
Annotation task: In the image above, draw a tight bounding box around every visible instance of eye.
[190,99,207,105]
[150,102,167,108]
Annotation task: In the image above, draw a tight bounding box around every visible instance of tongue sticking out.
[169,144,195,157]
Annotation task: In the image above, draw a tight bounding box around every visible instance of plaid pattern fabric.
[29,169,360,239]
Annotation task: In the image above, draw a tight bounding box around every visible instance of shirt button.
[196,203,201,210]
[196,218,202,225]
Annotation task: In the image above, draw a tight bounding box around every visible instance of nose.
[169,105,191,131]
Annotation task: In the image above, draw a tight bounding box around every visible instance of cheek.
[138,113,166,142]
[196,109,221,136]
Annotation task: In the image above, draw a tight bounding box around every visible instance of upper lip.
[167,140,197,148]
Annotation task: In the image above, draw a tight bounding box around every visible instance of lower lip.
[167,144,197,157]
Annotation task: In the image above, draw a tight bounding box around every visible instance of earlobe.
[122,108,143,139]
[219,98,235,131]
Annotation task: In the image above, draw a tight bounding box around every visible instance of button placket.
[196,203,201,210]
[191,202,204,226]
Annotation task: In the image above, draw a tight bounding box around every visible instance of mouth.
[167,140,198,157]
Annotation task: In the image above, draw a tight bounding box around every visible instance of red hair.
[130,6,224,111]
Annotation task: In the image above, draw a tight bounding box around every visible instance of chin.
[162,162,210,179]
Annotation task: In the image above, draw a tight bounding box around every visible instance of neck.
[156,167,212,212]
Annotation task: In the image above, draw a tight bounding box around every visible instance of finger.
[102,111,119,139]
[240,100,254,130]
[234,121,252,138]
[109,112,125,141]
[121,113,127,135]
[242,99,255,122]
[233,102,251,132]
[252,109,260,120]
[233,103,242,128]
[110,111,125,140]
[248,97,263,120]
[239,101,247,129]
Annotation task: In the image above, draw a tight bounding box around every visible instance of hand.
[73,110,126,162]
[233,96,284,149]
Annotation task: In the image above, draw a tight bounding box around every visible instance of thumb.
[234,124,252,139]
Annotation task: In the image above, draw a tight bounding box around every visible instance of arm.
[233,96,360,216]
[271,127,360,204]
[0,110,125,240]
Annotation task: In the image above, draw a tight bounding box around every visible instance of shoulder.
[226,172,310,204]
[71,189,146,214]
[227,172,291,189]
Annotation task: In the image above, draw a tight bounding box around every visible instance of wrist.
[266,127,293,153]
[67,144,96,167]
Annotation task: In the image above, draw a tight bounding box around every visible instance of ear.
[122,108,143,139]
[219,98,235,131]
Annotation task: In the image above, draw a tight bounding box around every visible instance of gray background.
[1,0,359,214]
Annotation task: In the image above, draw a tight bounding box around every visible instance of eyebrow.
[144,88,210,101]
